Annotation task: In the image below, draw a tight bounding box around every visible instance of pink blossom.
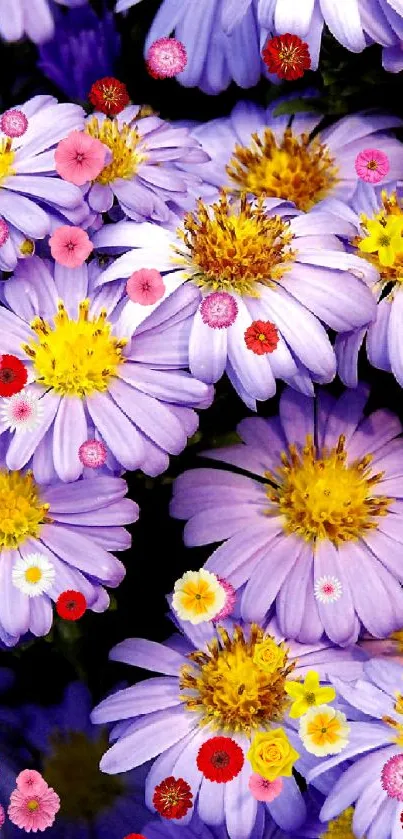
[0,109,28,138]
[16,770,48,797]
[78,439,107,468]
[146,37,187,79]
[55,131,106,186]
[200,292,238,329]
[248,774,283,802]
[126,268,165,305]
[355,148,390,184]
[0,218,9,247]
[214,576,236,620]
[8,785,60,832]
[0,804,4,826]
[381,754,403,801]
[49,226,94,268]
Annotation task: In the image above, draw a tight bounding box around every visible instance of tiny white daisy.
[12,553,55,597]
[314,576,342,604]
[0,391,43,432]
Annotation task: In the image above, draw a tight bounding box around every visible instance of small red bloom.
[123,835,147,839]
[0,355,28,397]
[196,737,244,783]
[262,33,311,81]
[153,776,193,820]
[89,77,130,116]
[244,320,279,355]
[56,591,87,621]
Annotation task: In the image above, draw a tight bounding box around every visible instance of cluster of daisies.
[2,1,403,838]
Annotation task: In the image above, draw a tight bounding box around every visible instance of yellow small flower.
[253,638,286,674]
[247,728,299,781]
[172,569,225,625]
[358,215,403,267]
[299,704,350,757]
[285,670,336,719]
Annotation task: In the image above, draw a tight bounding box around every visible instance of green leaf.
[272,98,321,117]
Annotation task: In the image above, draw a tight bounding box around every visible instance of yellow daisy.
[285,670,336,718]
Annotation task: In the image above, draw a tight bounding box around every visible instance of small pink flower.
[248,774,283,802]
[8,785,60,832]
[49,226,94,268]
[78,439,107,468]
[0,218,9,247]
[55,131,106,186]
[0,804,5,826]
[16,770,48,796]
[0,109,28,138]
[126,268,165,305]
[213,577,236,621]
[200,292,238,329]
[146,37,187,79]
[381,754,403,801]
[355,148,390,184]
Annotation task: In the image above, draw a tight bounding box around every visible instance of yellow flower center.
[27,799,39,812]
[0,138,16,183]
[265,434,391,545]
[179,624,294,735]
[85,116,146,185]
[391,629,403,653]
[226,129,339,212]
[20,239,35,256]
[25,566,42,583]
[176,193,296,297]
[0,470,50,549]
[23,300,127,398]
[43,731,124,820]
[382,713,403,746]
[355,191,403,285]
[321,807,358,838]
[306,711,343,746]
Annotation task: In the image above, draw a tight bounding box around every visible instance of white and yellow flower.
[299,704,350,757]
[172,569,226,624]
[12,553,55,597]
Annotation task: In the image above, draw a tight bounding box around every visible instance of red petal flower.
[196,736,244,783]
[262,34,311,81]
[56,591,87,621]
[0,355,28,397]
[244,320,279,355]
[123,835,147,838]
[88,77,130,116]
[153,776,193,820]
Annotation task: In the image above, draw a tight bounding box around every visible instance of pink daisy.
[126,268,166,305]
[0,109,28,138]
[55,130,107,187]
[355,148,390,184]
[16,770,48,797]
[200,292,238,329]
[248,774,283,802]
[0,218,9,247]
[314,576,343,604]
[381,754,403,802]
[8,785,60,832]
[0,804,5,827]
[146,37,187,79]
[213,576,237,621]
[49,226,94,268]
[78,439,107,469]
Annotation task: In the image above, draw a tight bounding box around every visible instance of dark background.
[0,0,400,711]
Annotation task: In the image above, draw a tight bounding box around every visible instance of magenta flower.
[8,784,60,832]
[354,148,390,184]
[146,37,187,79]
[49,225,94,267]
[55,130,107,186]
[0,109,28,138]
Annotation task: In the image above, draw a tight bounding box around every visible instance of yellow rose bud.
[253,638,286,674]
[247,728,299,781]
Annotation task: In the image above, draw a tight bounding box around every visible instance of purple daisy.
[0,95,89,273]
[91,614,363,837]
[180,100,403,212]
[171,384,403,646]
[322,182,403,390]
[0,454,137,646]
[94,192,376,409]
[0,256,211,481]
[308,656,403,838]
[0,0,87,45]
[83,105,209,226]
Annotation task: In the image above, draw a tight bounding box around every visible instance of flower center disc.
[180,625,293,735]
[177,193,296,297]
[0,138,15,183]
[321,807,357,838]
[43,731,124,820]
[226,128,339,212]
[0,470,49,549]
[85,116,146,184]
[265,434,391,545]
[23,300,127,398]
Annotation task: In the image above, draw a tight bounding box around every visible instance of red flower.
[196,737,244,783]
[0,355,28,397]
[153,776,193,820]
[56,591,87,621]
[244,320,279,355]
[123,835,147,839]
[262,34,311,81]
[88,77,130,116]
